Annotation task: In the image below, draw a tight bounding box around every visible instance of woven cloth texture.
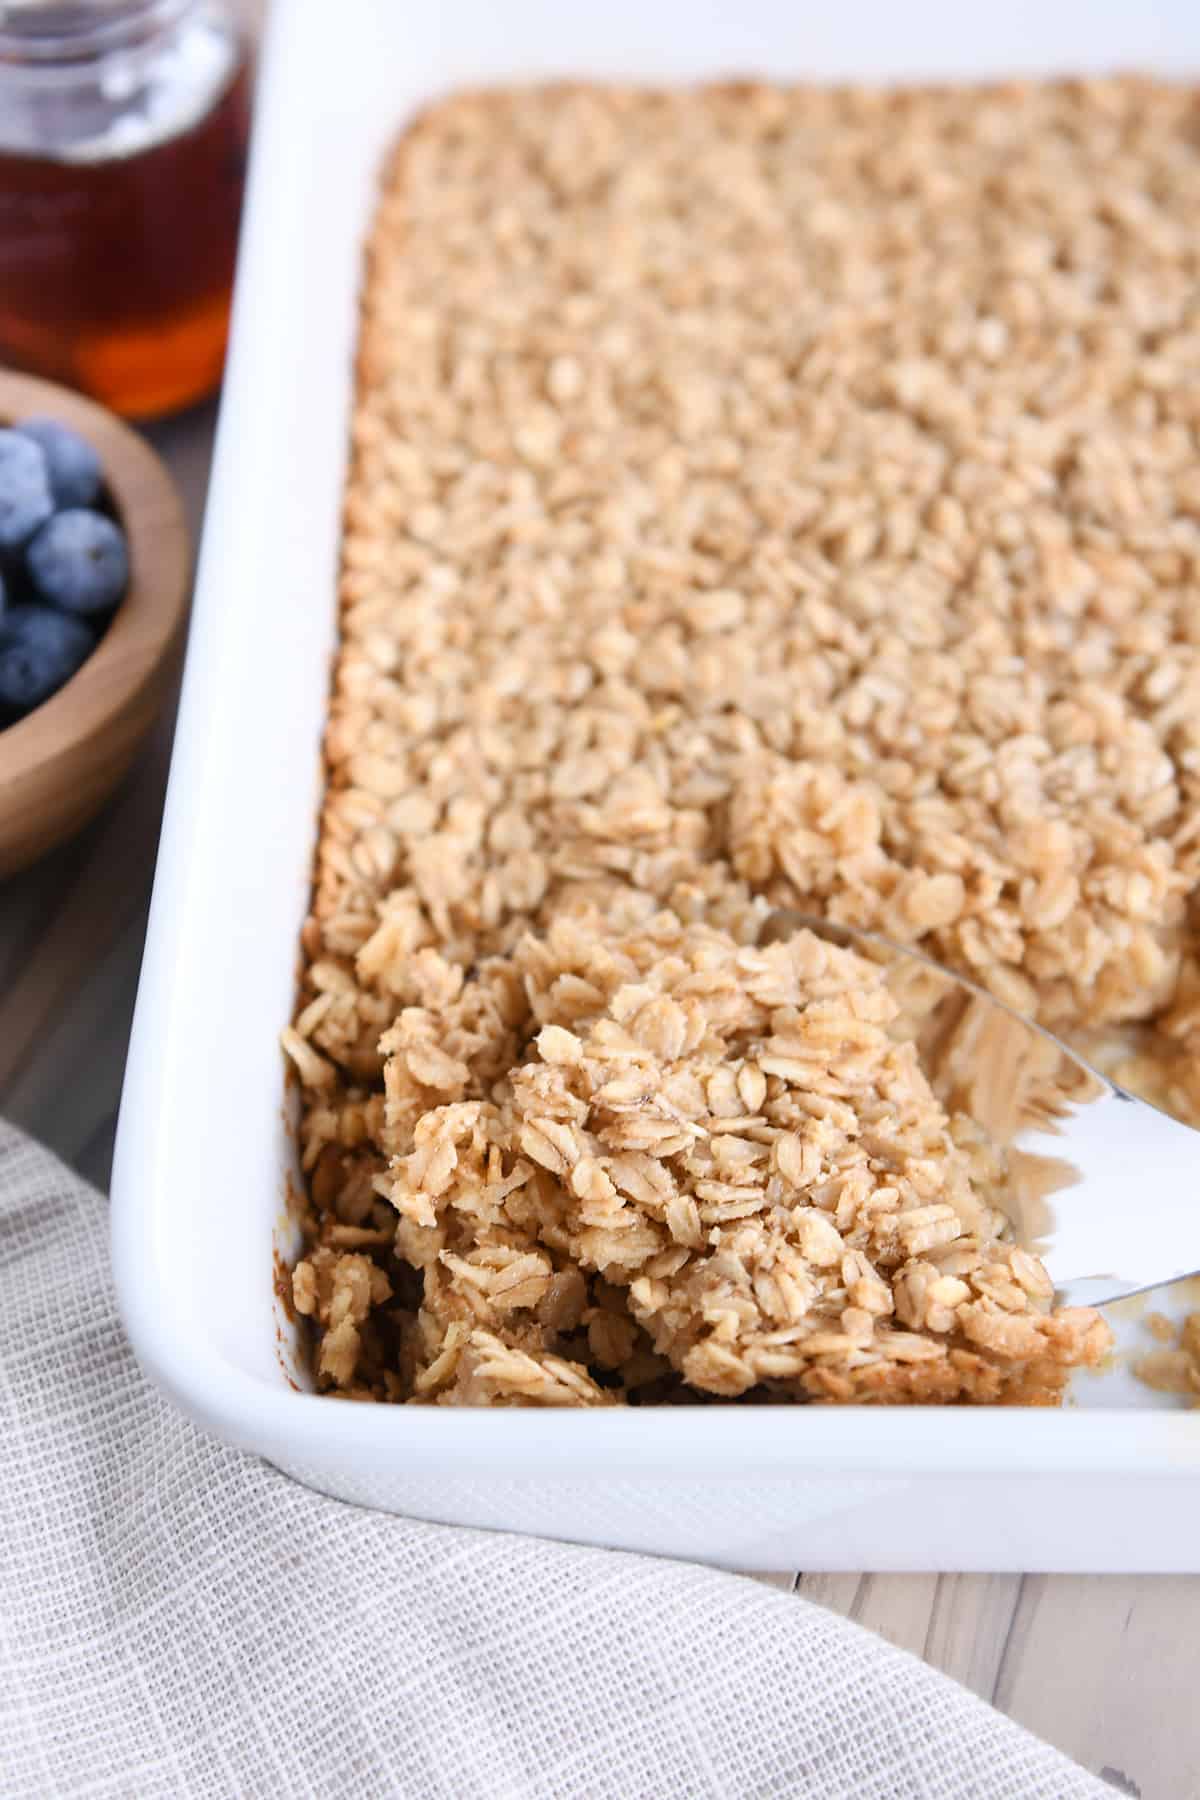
[0,1120,1111,1799]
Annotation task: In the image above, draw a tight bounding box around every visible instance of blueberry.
[0,605,94,715]
[0,430,54,553]
[26,509,129,615]
[17,417,103,509]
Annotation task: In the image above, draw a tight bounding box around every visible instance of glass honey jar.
[0,0,250,418]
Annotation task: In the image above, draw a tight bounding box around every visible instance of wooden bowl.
[0,370,190,878]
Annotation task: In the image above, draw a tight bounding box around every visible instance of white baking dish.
[111,0,1200,1571]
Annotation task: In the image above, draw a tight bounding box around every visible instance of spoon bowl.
[763,910,1200,1309]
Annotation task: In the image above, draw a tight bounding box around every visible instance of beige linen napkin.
[0,1120,1112,1800]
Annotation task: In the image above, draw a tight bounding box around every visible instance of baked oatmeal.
[285,78,1200,1406]
[1135,1309,1200,1403]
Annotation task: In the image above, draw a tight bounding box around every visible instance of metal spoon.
[762,910,1200,1310]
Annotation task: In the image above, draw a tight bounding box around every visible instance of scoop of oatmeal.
[294,914,1111,1405]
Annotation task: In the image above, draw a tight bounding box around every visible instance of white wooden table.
[0,394,1195,1800]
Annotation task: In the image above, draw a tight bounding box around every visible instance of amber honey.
[0,54,249,420]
